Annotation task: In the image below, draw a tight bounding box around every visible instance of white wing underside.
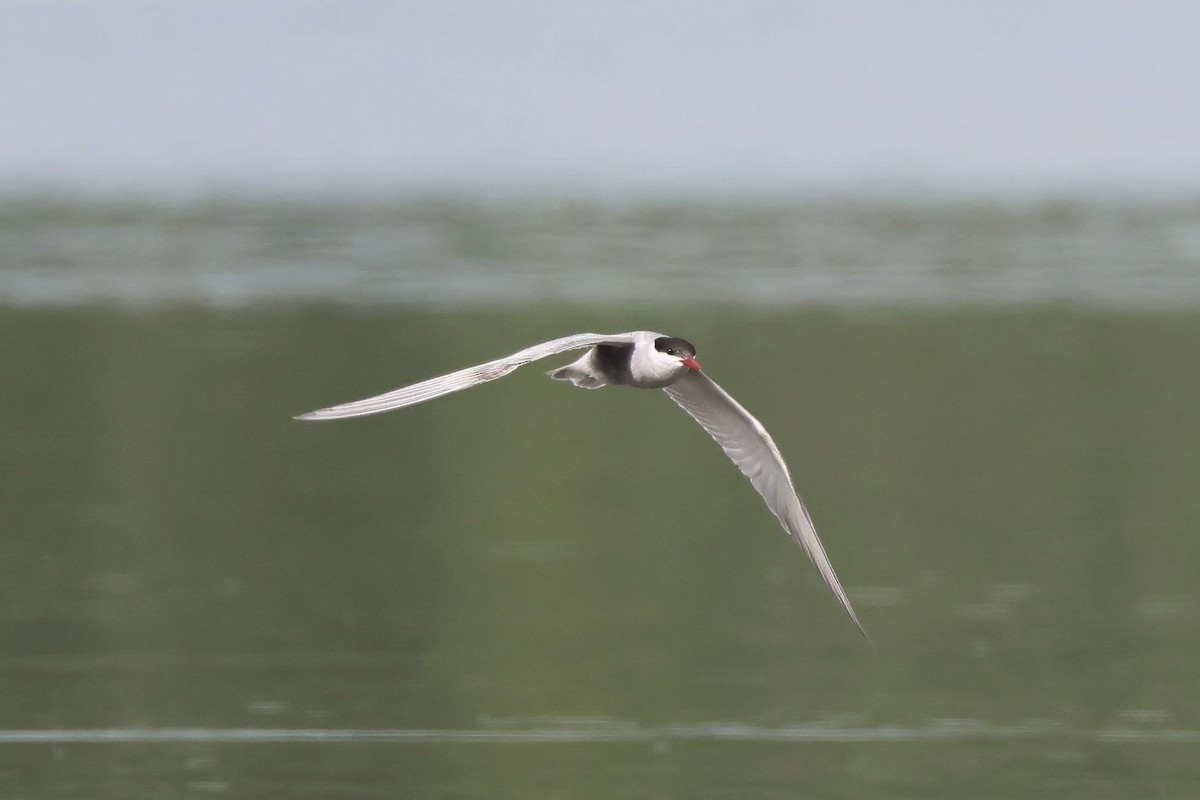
[295,332,637,419]
[664,371,864,635]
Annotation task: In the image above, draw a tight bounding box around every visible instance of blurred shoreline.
[3,191,1198,310]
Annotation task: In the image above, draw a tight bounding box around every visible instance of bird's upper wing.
[296,332,638,420]
[663,370,864,635]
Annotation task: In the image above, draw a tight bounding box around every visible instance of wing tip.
[294,408,350,421]
[849,610,869,640]
[835,588,868,640]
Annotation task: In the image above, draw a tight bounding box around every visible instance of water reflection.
[5,717,1199,744]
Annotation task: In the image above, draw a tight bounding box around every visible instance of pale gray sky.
[2,1,1198,192]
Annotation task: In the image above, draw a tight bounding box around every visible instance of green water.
[1,304,1198,797]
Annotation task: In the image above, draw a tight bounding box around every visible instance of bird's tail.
[546,360,607,389]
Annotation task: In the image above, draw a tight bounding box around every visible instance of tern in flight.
[297,331,863,634]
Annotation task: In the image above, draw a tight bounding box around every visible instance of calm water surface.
[1,196,1198,797]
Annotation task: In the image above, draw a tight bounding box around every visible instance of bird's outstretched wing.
[663,370,864,635]
[296,332,637,420]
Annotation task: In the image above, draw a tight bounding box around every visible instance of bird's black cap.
[653,336,696,357]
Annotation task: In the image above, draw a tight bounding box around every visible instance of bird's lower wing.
[663,371,864,635]
[296,332,637,420]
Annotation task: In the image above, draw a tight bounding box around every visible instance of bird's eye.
[667,348,678,355]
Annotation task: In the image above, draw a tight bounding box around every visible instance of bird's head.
[653,336,702,372]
